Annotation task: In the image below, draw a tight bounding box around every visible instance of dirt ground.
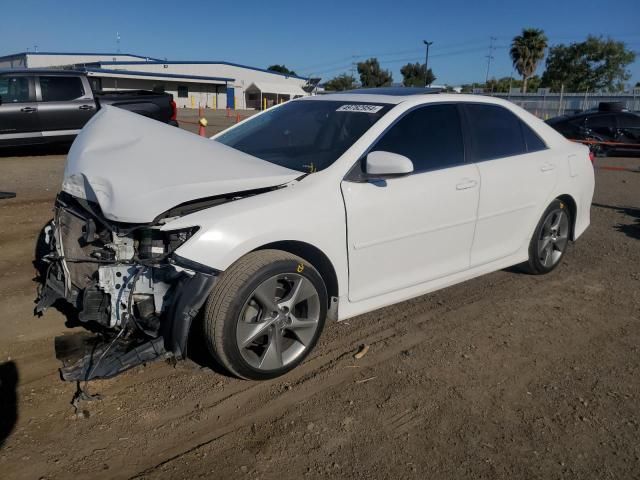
[0,113,638,479]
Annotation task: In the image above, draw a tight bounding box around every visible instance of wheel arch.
[253,240,340,304]
[556,194,578,240]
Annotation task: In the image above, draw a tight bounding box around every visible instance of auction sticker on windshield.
[336,104,384,113]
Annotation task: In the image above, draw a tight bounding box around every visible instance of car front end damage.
[35,192,217,381]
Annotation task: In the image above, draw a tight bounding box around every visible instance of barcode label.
[336,104,384,113]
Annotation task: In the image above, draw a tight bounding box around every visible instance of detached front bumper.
[35,194,218,381]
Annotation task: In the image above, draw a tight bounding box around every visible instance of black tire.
[203,249,327,380]
[523,199,572,275]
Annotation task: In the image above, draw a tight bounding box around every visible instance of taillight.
[170,99,177,121]
[588,151,595,164]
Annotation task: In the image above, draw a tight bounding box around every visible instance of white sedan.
[37,88,594,381]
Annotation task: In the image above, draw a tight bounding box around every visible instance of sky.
[3,0,640,87]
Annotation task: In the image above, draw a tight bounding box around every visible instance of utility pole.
[350,55,357,84]
[116,32,121,53]
[423,40,433,87]
[485,36,496,85]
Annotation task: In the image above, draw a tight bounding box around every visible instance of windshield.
[215,100,392,172]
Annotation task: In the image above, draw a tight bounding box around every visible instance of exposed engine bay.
[33,106,302,383]
[35,192,218,381]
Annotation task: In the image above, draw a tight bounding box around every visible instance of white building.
[0,51,312,109]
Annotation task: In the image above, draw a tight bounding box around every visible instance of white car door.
[462,103,559,266]
[341,104,480,303]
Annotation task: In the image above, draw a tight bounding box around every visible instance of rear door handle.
[20,107,37,113]
[456,179,478,190]
[540,163,555,172]
[79,105,94,110]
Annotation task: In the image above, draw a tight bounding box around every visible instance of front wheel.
[203,250,327,380]
[523,199,571,275]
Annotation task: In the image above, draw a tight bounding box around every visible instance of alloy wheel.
[236,273,321,371]
[537,208,569,268]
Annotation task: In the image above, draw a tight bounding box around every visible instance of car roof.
[302,89,519,107]
[339,87,442,96]
[305,87,440,104]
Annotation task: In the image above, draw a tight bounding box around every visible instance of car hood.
[62,106,300,223]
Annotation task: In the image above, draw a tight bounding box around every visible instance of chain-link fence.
[478,91,640,119]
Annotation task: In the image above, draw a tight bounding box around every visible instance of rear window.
[465,104,546,160]
[216,100,392,172]
[521,122,547,152]
[618,113,640,130]
[465,104,527,161]
[39,76,85,102]
[0,76,31,103]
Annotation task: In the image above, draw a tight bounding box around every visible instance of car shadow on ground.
[186,313,233,377]
[0,143,71,158]
[0,361,19,449]
[592,202,640,240]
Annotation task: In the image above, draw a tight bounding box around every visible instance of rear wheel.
[524,199,571,275]
[203,250,327,380]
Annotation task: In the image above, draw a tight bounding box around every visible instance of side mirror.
[365,151,413,177]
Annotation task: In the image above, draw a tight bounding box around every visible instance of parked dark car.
[546,102,640,156]
[0,70,178,147]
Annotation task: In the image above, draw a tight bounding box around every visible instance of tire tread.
[203,249,310,379]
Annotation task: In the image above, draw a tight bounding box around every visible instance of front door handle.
[456,179,478,190]
[20,107,37,113]
[540,163,556,172]
[79,105,94,110]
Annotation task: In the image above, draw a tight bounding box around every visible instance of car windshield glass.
[215,100,392,172]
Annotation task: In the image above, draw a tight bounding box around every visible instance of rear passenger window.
[465,104,527,161]
[521,122,547,152]
[372,104,464,173]
[39,76,85,102]
[0,76,31,103]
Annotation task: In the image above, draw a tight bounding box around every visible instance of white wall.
[97,77,228,110]
[96,62,309,109]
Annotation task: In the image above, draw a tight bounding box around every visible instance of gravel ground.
[0,116,638,479]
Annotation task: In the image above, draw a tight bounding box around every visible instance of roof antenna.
[116,32,121,53]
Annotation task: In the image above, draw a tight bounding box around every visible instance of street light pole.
[423,40,433,88]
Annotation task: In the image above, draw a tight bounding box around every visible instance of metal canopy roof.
[84,68,232,84]
[246,82,307,96]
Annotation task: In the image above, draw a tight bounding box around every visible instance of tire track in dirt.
[3,159,638,479]
[125,268,580,479]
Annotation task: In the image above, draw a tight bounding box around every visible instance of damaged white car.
[36,88,594,381]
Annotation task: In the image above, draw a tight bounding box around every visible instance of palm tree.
[510,28,548,93]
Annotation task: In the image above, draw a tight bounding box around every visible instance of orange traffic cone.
[199,116,208,136]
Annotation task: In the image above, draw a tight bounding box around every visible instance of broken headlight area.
[35,192,217,382]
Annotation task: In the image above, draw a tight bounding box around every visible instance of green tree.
[510,28,548,93]
[357,58,393,88]
[400,62,436,87]
[459,82,484,93]
[324,74,356,91]
[485,75,543,93]
[541,36,636,92]
[267,64,297,76]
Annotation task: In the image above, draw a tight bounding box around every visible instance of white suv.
[37,88,594,381]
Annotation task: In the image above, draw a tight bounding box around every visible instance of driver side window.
[371,104,465,174]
